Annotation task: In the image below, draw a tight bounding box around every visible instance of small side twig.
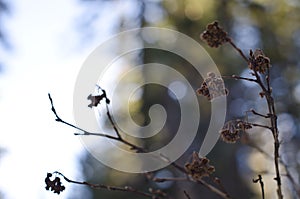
[253,174,265,199]
[152,177,189,183]
[247,122,272,131]
[250,109,270,119]
[222,75,257,83]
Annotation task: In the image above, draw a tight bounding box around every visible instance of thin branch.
[226,36,283,198]
[152,177,189,183]
[253,174,265,199]
[250,109,270,119]
[105,103,122,139]
[228,39,249,62]
[247,122,272,131]
[211,177,230,198]
[253,70,283,199]
[48,93,145,152]
[222,75,257,83]
[53,171,158,198]
[48,93,231,198]
[96,85,122,139]
[183,190,191,199]
[247,142,300,198]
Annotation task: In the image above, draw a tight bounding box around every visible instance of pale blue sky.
[0,0,122,198]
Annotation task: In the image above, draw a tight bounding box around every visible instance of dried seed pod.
[200,21,230,48]
[45,173,65,195]
[220,120,252,143]
[185,152,215,180]
[248,49,270,74]
[196,72,228,101]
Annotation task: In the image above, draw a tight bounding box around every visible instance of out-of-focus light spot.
[271,77,288,97]
[154,169,174,189]
[236,146,252,176]
[168,81,187,100]
[232,19,260,49]
[164,0,178,13]
[184,0,203,21]
[146,0,162,2]
[230,98,252,117]
[240,69,257,88]
[248,150,271,173]
[278,113,296,141]
[286,0,300,7]
[293,82,300,103]
[144,2,165,24]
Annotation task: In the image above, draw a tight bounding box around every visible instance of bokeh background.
[0,0,300,198]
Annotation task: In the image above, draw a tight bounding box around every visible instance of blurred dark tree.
[71,0,300,198]
[0,0,9,72]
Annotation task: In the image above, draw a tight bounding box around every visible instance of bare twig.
[228,39,249,62]
[211,177,231,198]
[183,190,191,199]
[246,122,272,131]
[253,174,265,199]
[222,75,257,82]
[48,92,231,199]
[250,109,270,119]
[247,142,300,198]
[96,85,122,139]
[152,176,189,183]
[227,38,283,198]
[195,179,231,199]
[48,93,145,152]
[52,171,160,198]
[252,70,282,199]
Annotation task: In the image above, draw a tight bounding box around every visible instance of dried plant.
[45,21,299,199]
[184,152,215,181]
[200,21,298,199]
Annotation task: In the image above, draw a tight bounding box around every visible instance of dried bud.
[45,173,65,195]
[87,93,110,108]
[200,21,230,48]
[220,120,252,143]
[248,49,270,74]
[185,152,215,180]
[196,72,228,101]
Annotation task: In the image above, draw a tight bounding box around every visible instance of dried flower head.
[185,152,215,180]
[248,49,270,74]
[220,120,252,143]
[201,21,230,48]
[87,87,110,108]
[45,173,65,195]
[196,72,228,101]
